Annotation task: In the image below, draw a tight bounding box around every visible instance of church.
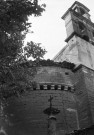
[1,1,94,135]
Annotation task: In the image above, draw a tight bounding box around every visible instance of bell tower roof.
[62,1,90,19]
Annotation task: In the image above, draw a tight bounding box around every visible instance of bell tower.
[61,1,94,131]
[53,1,94,132]
[62,1,93,43]
[53,1,94,70]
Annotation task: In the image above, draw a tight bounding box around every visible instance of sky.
[26,0,94,60]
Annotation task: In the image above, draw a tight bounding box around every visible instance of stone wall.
[74,66,93,129]
[2,65,94,135]
[4,90,76,135]
[1,66,78,135]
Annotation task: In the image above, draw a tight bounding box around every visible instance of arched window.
[79,7,85,15]
[82,35,89,42]
[74,7,78,13]
[78,21,89,42]
[78,21,85,32]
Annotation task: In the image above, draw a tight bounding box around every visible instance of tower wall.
[54,35,94,71]
[82,66,94,123]
[74,66,93,129]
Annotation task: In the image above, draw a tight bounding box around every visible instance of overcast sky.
[26,0,94,60]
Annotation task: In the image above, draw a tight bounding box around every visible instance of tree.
[0,0,46,66]
[0,0,47,98]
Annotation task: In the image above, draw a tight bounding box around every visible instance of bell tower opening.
[80,7,85,15]
[82,35,89,42]
[78,21,89,42]
[71,1,91,20]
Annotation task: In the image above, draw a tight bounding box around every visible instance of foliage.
[0,60,76,99]
[0,0,46,65]
[35,59,75,70]
[0,63,37,99]
[24,41,46,60]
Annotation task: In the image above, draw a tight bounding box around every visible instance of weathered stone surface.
[0,66,77,135]
[1,64,94,135]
